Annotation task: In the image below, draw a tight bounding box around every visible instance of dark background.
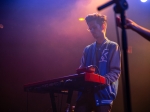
[0,0,150,112]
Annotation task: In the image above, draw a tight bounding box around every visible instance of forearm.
[105,69,121,85]
[131,24,150,41]
[104,44,121,85]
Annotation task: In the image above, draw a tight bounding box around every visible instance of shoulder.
[107,40,118,46]
[84,42,95,50]
[106,40,120,50]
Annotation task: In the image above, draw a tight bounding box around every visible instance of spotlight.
[78,18,85,21]
[0,24,4,29]
[141,0,148,2]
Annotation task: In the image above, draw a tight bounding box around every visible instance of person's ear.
[102,22,107,29]
[101,24,105,30]
[101,23,107,32]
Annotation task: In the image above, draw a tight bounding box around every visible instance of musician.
[116,16,150,41]
[74,13,121,112]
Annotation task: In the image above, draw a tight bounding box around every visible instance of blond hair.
[85,13,107,26]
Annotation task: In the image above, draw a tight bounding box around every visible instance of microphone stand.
[98,0,132,112]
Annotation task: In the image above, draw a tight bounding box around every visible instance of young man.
[74,13,121,112]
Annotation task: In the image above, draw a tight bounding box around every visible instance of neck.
[96,39,105,44]
[96,35,107,44]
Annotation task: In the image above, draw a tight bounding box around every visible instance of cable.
[114,13,121,47]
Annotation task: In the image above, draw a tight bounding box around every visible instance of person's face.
[87,20,103,39]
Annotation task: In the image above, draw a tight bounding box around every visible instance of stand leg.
[49,92,57,112]
[65,90,73,112]
[67,90,73,104]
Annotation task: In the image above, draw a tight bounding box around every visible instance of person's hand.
[116,16,150,41]
[116,16,121,28]
[116,16,137,29]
